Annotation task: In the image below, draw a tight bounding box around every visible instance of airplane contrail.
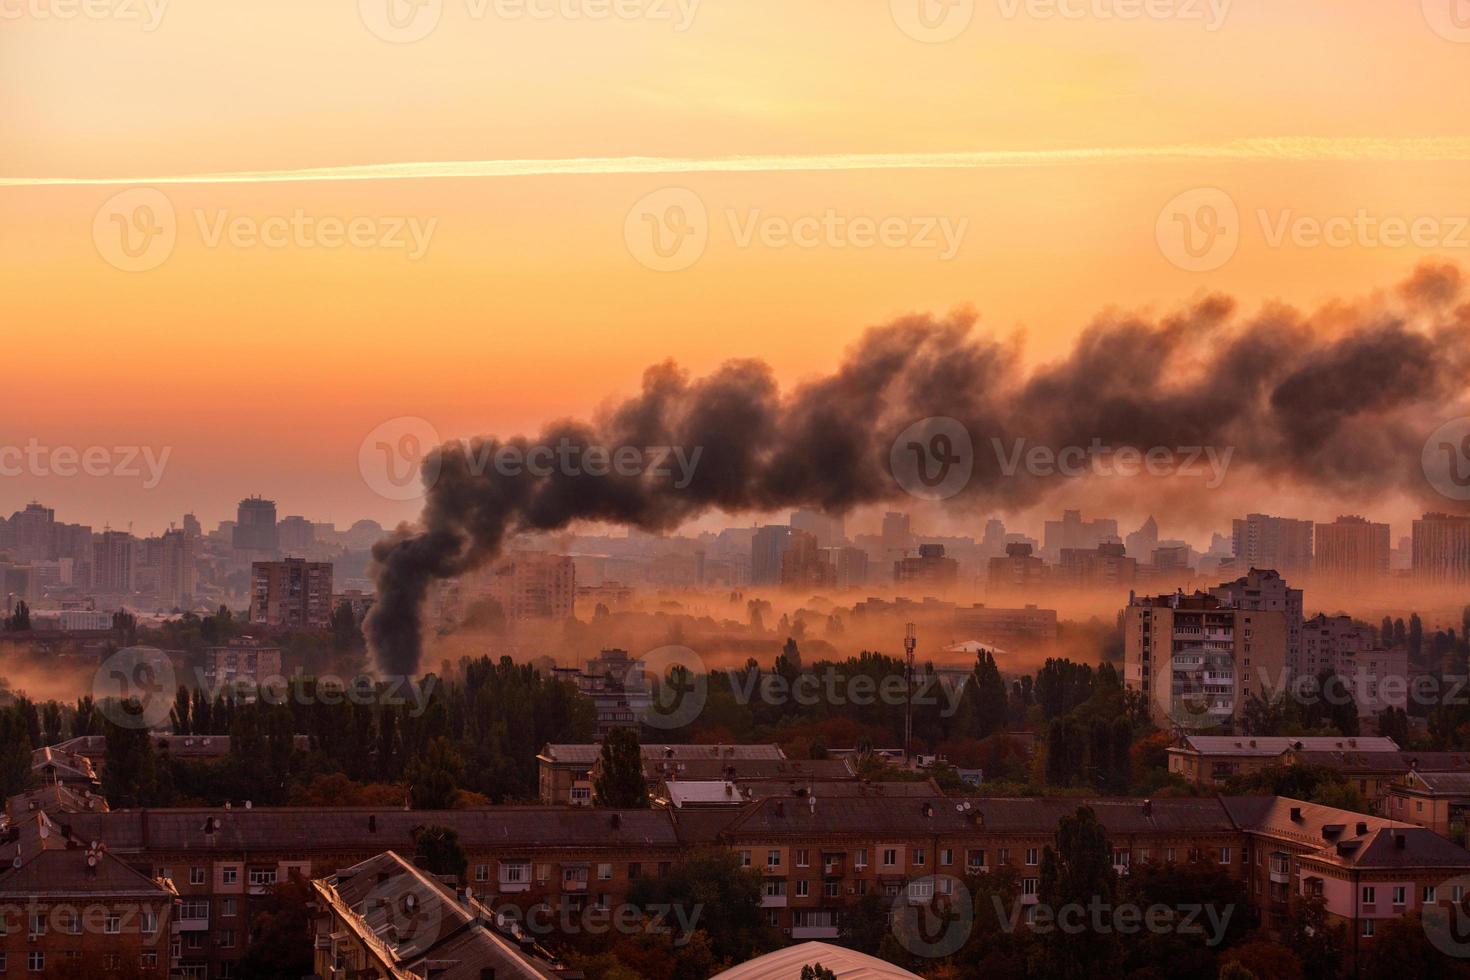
[6,137,1470,187]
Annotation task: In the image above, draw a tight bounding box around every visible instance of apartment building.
[1123,591,1288,730]
[986,542,1047,593]
[1165,735,1401,788]
[1313,516,1390,585]
[1231,513,1314,576]
[952,603,1058,649]
[311,850,565,979]
[481,551,576,622]
[1413,511,1470,582]
[1383,770,1470,840]
[62,806,681,979]
[249,557,334,629]
[892,544,959,588]
[1300,613,1409,716]
[203,636,284,689]
[0,811,176,979]
[536,742,788,806]
[1209,568,1304,678]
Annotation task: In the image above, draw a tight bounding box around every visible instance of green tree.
[3,600,31,631]
[413,824,468,883]
[594,727,649,808]
[236,875,315,980]
[1035,806,1120,979]
[102,714,161,808]
[0,707,33,797]
[404,736,464,810]
[1360,911,1470,979]
[629,847,775,963]
[1281,894,1343,980]
[800,966,838,980]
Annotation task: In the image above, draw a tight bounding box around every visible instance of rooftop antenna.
[903,623,917,763]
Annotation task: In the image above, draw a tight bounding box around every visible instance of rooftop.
[1176,735,1399,758]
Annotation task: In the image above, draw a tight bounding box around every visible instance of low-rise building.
[1166,735,1401,788]
[537,742,787,806]
[1383,769,1470,842]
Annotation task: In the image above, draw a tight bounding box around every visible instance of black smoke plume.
[368,262,1470,676]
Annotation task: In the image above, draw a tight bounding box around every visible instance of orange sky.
[3,0,1470,537]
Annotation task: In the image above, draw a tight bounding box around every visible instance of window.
[1456,885,1466,902]
[60,911,80,934]
[222,866,239,885]
[158,867,171,880]
[1362,920,1375,937]
[998,848,1010,864]
[1025,848,1038,866]
[248,868,277,887]
[762,880,786,898]
[940,848,953,866]
[502,862,530,884]
[1022,877,1038,896]
[219,929,235,948]
[190,867,206,885]
[908,879,934,902]
[186,931,204,950]
[1219,847,1232,864]
[220,899,237,917]
[855,849,868,870]
[105,915,121,934]
[1425,886,1438,903]
[1361,886,1376,905]
[142,911,158,933]
[628,862,642,879]
[740,851,751,868]
[598,863,612,880]
[913,848,926,866]
[28,913,45,937]
[1166,848,1176,863]
[1139,848,1150,862]
[825,880,839,898]
[766,910,780,927]
[968,849,986,869]
[28,952,43,973]
[882,849,898,867]
[796,849,809,868]
[796,880,809,897]
[570,786,591,802]
[1392,887,1406,907]
[1113,849,1130,868]
[0,954,5,972]
[142,952,158,969]
[767,850,781,870]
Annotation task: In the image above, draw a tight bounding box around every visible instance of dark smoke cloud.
[368,262,1470,676]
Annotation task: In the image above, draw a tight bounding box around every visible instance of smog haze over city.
[5,4,1470,980]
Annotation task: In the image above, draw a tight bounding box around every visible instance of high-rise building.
[91,530,135,594]
[1123,590,1288,729]
[277,515,316,554]
[1301,613,1409,717]
[233,496,279,556]
[1043,510,1119,561]
[1231,513,1313,575]
[182,513,202,538]
[827,546,869,589]
[1412,512,1470,583]
[1126,516,1160,561]
[483,551,575,621]
[790,509,845,549]
[881,512,913,554]
[1313,516,1390,584]
[159,528,195,606]
[250,557,334,629]
[8,503,56,561]
[1057,541,1137,589]
[987,542,1047,593]
[780,530,836,589]
[750,525,792,586]
[1210,569,1304,678]
[893,543,959,586]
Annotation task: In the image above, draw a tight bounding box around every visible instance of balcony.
[760,889,788,909]
[174,913,210,932]
[1269,856,1291,885]
[821,855,846,877]
[792,924,840,939]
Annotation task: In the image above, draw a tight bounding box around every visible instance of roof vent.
[1356,821,1368,836]
[1394,833,1406,849]
[1289,807,1303,822]
[1142,799,1153,817]
[1321,824,1344,840]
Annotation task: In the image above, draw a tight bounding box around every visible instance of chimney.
[1356,821,1368,836]
[1289,807,1303,822]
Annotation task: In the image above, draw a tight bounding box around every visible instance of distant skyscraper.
[1231,513,1313,574]
[8,503,55,561]
[750,525,792,586]
[790,509,844,549]
[1125,516,1159,560]
[1043,510,1118,562]
[182,513,202,538]
[780,530,835,589]
[277,515,316,554]
[1412,512,1470,583]
[92,530,136,594]
[160,528,195,606]
[881,512,913,555]
[1313,516,1390,584]
[483,551,575,621]
[233,497,279,556]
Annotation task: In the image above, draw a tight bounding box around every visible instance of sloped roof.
[540,743,785,765]
[1287,750,1470,772]
[64,807,680,854]
[712,941,922,979]
[1404,771,1470,795]
[1177,736,1399,757]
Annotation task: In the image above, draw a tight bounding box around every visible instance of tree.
[1360,911,1470,979]
[1410,613,1424,661]
[1036,806,1120,979]
[3,600,30,631]
[594,727,649,808]
[800,966,838,980]
[102,715,160,808]
[330,602,363,652]
[1219,940,1302,980]
[404,736,463,810]
[413,824,468,882]
[1382,616,1396,648]
[628,847,775,963]
[170,685,192,735]
[113,608,138,645]
[1378,706,1410,744]
[236,875,315,980]
[0,707,33,797]
[1281,894,1343,980]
